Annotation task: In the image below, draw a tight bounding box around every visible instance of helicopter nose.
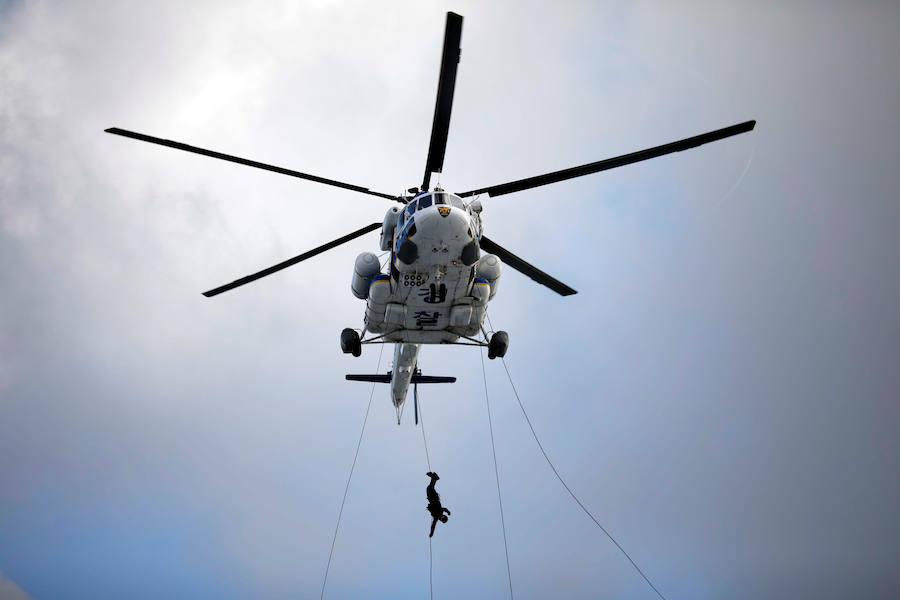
[417,206,468,234]
[447,208,471,233]
[412,207,471,260]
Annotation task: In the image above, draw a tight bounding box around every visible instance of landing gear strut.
[487,330,509,360]
[340,328,362,357]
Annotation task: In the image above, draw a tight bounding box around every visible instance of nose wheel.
[487,330,509,359]
[340,328,362,357]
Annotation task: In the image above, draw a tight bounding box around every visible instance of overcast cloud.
[1,1,899,599]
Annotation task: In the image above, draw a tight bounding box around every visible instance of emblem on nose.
[437,206,451,217]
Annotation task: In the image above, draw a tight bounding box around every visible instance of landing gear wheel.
[487,330,509,360]
[340,328,362,357]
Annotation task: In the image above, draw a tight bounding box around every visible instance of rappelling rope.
[320,343,385,600]
[418,391,433,600]
[485,315,667,600]
[720,133,757,204]
[480,347,515,600]
[419,392,433,473]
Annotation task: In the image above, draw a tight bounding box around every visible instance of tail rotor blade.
[422,12,464,191]
[203,222,381,297]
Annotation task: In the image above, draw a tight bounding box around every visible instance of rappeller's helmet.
[440,515,449,523]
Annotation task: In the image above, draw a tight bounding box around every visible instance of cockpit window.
[406,192,463,209]
[398,210,406,228]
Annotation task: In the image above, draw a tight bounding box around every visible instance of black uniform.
[426,472,451,537]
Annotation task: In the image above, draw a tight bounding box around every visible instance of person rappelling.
[426,472,451,537]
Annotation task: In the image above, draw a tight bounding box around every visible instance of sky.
[1,1,899,598]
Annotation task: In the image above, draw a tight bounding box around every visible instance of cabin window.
[405,202,417,218]
[418,195,433,209]
[398,211,406,228]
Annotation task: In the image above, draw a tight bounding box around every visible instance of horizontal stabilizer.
[346,374,392,383]
[412,375,457,384]
[345,373,457,384]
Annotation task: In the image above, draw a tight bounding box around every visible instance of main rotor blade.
[422,12,464,191]
[479,236,577,296]
[460,120,756,198]
[105,127,400,202]
[203,222,382,297]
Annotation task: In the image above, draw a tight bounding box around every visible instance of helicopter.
[105,12,755,423]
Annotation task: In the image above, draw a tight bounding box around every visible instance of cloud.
[0,574,34,600]
[2,1,900,599]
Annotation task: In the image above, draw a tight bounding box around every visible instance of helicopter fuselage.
[350,190,501,414]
